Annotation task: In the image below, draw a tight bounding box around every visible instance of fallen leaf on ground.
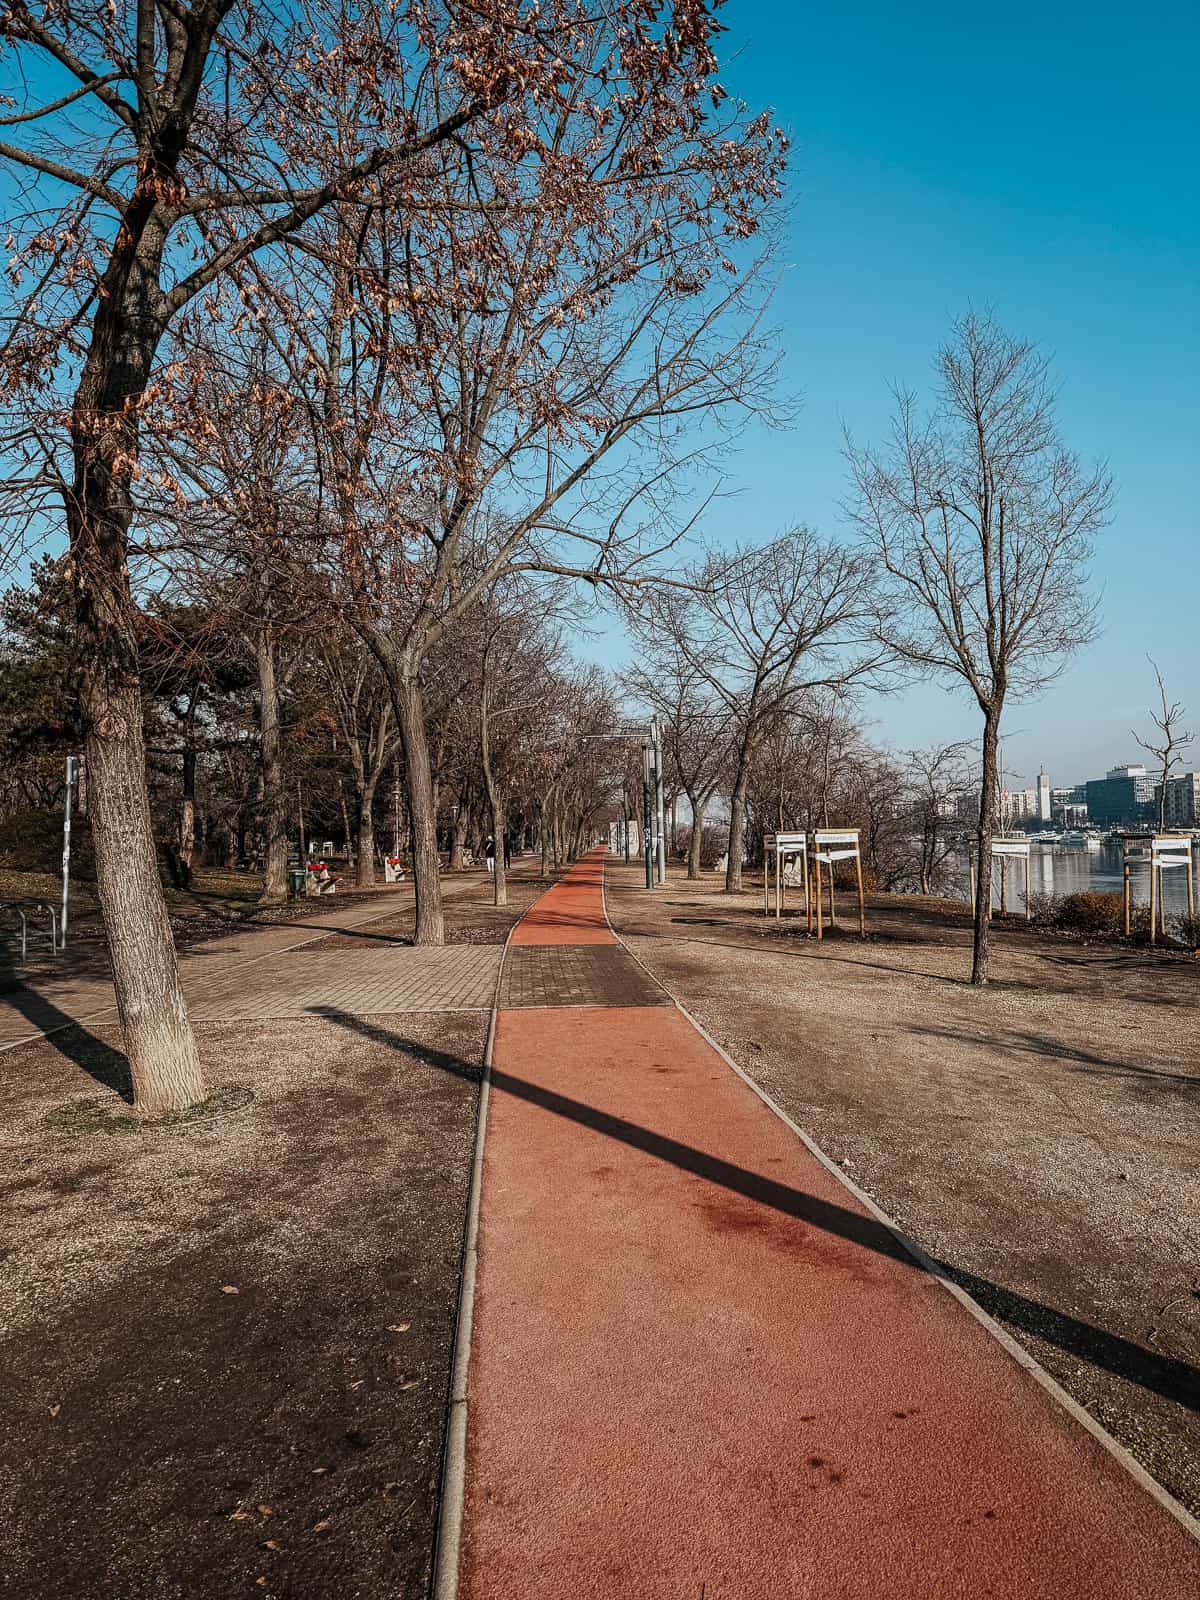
[256,1504,273,1517]
[221,1285,240,1295]
[399,1380,419,1391]
[48,1405,60,1418]
[263,1540,281,1551]
[387,1323,411,1334]
[312,1519,332,1535]
[229,1509,253,1522]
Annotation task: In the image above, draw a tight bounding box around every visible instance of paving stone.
[187,946,502,1020]
[0,886,498,1047]
[498,945,669,1010]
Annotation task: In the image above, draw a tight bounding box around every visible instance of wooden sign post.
[1124,834,1194,942]
[812,828,866,940]
[969,836,1032,922]
[762,832,811,931]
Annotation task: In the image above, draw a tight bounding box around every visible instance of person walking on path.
[484,836,495,876]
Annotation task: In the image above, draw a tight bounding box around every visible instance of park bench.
[305,861,339,896]
[0,899,62,960]
[286,862,340,898]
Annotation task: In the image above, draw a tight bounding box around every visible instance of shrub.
[1055,890,1125,936]
[1171,913,1200,952]
[1028,892,1064,928]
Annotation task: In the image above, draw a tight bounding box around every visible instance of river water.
[944,838,1198,916]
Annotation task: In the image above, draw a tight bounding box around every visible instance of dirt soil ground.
[0,1007,485,1599]
[606,862,1200,1519]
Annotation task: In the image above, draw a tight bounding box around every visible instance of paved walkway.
[0,876,491,1048]
[456,851,1200,1598]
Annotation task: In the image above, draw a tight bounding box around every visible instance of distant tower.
[1037,766,1052,822]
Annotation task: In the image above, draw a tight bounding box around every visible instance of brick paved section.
[188,945,502,1021]
[499,945,668,1009]
[0,877,495,1048]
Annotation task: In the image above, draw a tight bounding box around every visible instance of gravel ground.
[606,862,1200,1518]
[0,1009,486,1599]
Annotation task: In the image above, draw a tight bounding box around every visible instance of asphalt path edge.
[600,855,1200,1550]
[430,911,516,1600]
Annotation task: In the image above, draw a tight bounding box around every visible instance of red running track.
[508,852,616,945]
[457,851,1200,1598]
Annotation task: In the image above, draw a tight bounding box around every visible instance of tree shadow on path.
[0,951,132,1102]
[313,1005,1200,1420]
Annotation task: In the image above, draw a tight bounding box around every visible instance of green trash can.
[288,868,307,899]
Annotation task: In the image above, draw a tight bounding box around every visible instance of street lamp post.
[651,714,667,885]
[585,723,660,890]
[641,737,655,889]
[61,753,78,948]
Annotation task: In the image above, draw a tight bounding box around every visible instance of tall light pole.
[651,714,667,884]
[585,724,658,889]
[61,754,79,948]
[641,735,655,889]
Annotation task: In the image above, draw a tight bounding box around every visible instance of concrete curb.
[601,854,1200,1550]
[430,903,525,1600]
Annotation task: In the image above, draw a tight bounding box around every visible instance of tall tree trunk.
[78,675,204,1114]
[68,390,202,1093]
[688,794,706,880]
[338,779,354,869]
[479,665,507,908]
[490,797,507,905]
[179,724,196,886]
[725,741,752,892]
[356,783,378,888]
[68,353,203,1114]
[256,629,288,904]
[450,803,469,870]
[391,660,444,944]
[972,709,1001,985]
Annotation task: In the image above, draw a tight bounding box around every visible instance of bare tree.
[846,313,1113,983]
[0,0,572,1113]
[248,19,788,944]
[471,586,558,907]
[630,653,730,880]
[322,636,400,887]
[1134,658,1193,831]
[901,740,975,895]
[633,531,883,892]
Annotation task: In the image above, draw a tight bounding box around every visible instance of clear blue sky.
[595,0,1199,790]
